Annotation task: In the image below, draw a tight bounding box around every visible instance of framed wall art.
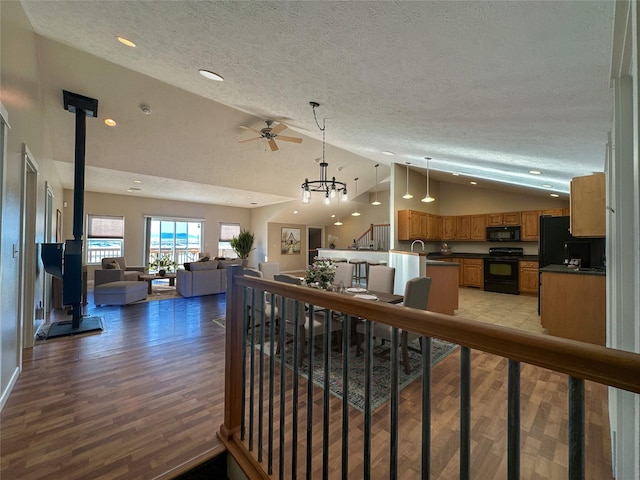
[281,227,301,255]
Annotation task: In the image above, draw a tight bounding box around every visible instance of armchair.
[94,256,146,287]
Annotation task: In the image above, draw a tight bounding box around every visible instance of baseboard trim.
[0,366,21,411]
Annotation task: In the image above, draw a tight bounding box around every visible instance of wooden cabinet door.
[487,213,503,226]
[519,260,539,295]
[570,173,605,237]
[456,216,470,240]
[470,214,487,240]
[426,214,441,240]
[541,208,564,217]
[463,258,483,288]
[503,212,521,225]
[411,211,427,239]
[521,210,540,241]
[442,216,456,240]
[397,210,411,241]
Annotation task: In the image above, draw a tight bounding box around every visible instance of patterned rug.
[211,317,458,413]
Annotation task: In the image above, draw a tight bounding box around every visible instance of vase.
[158,269,166,277]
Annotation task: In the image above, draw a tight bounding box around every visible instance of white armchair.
[94,256,146,287]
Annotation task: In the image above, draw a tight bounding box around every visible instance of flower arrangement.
[304,258,337,290]
[148,254,177,274]
[328,234,339,249]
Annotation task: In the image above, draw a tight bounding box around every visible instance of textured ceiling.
[18,1,614,224]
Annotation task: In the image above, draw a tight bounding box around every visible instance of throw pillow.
[189,260,219,271]
[183,262,191,271]
[105,260,121,270]
[198,256,210,262]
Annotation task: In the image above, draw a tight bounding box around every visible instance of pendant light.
[334,197,343,225]
[421,157,435,203]
[402,162,413,199]
[371,164,381,206]
[351,177,361,216]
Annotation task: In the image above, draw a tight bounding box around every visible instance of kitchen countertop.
[539,264,606,276]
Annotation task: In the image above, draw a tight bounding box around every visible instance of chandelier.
[301,102,348,205]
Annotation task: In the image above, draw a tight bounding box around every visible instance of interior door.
[308,227,323,265]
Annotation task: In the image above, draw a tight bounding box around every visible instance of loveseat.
[176,258,243,297]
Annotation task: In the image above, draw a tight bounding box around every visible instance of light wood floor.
[1,287,612,479]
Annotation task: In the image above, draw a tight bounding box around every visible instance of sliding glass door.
[146,217,203,267]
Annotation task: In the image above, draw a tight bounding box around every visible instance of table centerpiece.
[304,258,337,290]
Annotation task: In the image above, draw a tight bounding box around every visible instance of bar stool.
[349,259,367,287]
[366,260,388,285]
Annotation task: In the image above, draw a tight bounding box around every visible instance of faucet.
[411,239,425,253]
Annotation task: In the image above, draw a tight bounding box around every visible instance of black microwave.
[486,226,521,242]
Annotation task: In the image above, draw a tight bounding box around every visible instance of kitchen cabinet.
[398,210,426,241]
[426,213,442,240]
[521,210,540,241]
[442,216,456,240]
[570,173,605,237]
[518,260,539,295]
[487,211,521,226]
[541,208,564,217]
[462,258,483,288]
[455,216,471,240]
[469,214,487,240]
[540,270,605,345]
[425,262,459,315]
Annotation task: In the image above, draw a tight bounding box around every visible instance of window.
[145,217,203,266]
[219,223,240,258]
[86,215,124,264]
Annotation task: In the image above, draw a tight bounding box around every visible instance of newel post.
[220,265,245,440]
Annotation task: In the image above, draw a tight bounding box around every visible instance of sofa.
[176,258,243,297]
[94,256,147,287]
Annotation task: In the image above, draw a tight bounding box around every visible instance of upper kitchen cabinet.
[426,213,442,240]
[398,209,427,241]
[570,173,605,237]
[455,215,471,240]
[442,216,456,240]
[521,210,540,241]
[487,211,521,226]
[469,214,487,240]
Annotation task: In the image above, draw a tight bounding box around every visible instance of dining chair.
[366,265,395,294]
[333,262,355,289]
[243,268,277,335]
[274,273,343,366]
[258,261,280,280]
[356,276,432,373]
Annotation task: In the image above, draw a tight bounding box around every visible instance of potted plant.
[230,229,255,265]
[148,254,177,276]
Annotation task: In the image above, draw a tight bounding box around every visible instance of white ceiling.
[19,1,614,224]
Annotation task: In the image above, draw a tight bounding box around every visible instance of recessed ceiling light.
[381,151,395,156]
[550,193,560,197]
[542,184,552,188]
[126,187,141,193]
[198,69,224,82]
[117,36,136,48]
[470,181,477,185]
[133,180,142,184]
[452,173,460,176]
[529,170,542,175]
[293,211,299,214]
[104,118,116,127]
[331,214,336,218]
[226,201,232,204]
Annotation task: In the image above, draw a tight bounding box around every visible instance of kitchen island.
[389,250,459,314]
[539,265,606,345]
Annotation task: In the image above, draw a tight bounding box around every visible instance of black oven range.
[483,247,524,295]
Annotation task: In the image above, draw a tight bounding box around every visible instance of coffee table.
[138,273,176,294]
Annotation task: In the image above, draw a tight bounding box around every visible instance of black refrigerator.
[538,215,605,312]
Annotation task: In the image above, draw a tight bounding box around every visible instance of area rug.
[213,317,458,413]
[132,284,181,303]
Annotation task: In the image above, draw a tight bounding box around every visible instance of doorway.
[20,144,39,350]
[308,227,323,265]
[43,182,54,315]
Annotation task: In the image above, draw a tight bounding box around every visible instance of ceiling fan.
[238,120,303,151]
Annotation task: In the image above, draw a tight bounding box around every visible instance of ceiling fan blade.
[268,139,279,151]
[238,125,262,134]
[276,135,303,144]
[238,137,263,143]
[270,122,288,135]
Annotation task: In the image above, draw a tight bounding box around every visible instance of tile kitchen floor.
[455,287,545,334]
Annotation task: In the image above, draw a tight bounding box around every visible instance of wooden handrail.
[235,274,640,395]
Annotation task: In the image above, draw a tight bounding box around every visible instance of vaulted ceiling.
[19,1,614,224]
